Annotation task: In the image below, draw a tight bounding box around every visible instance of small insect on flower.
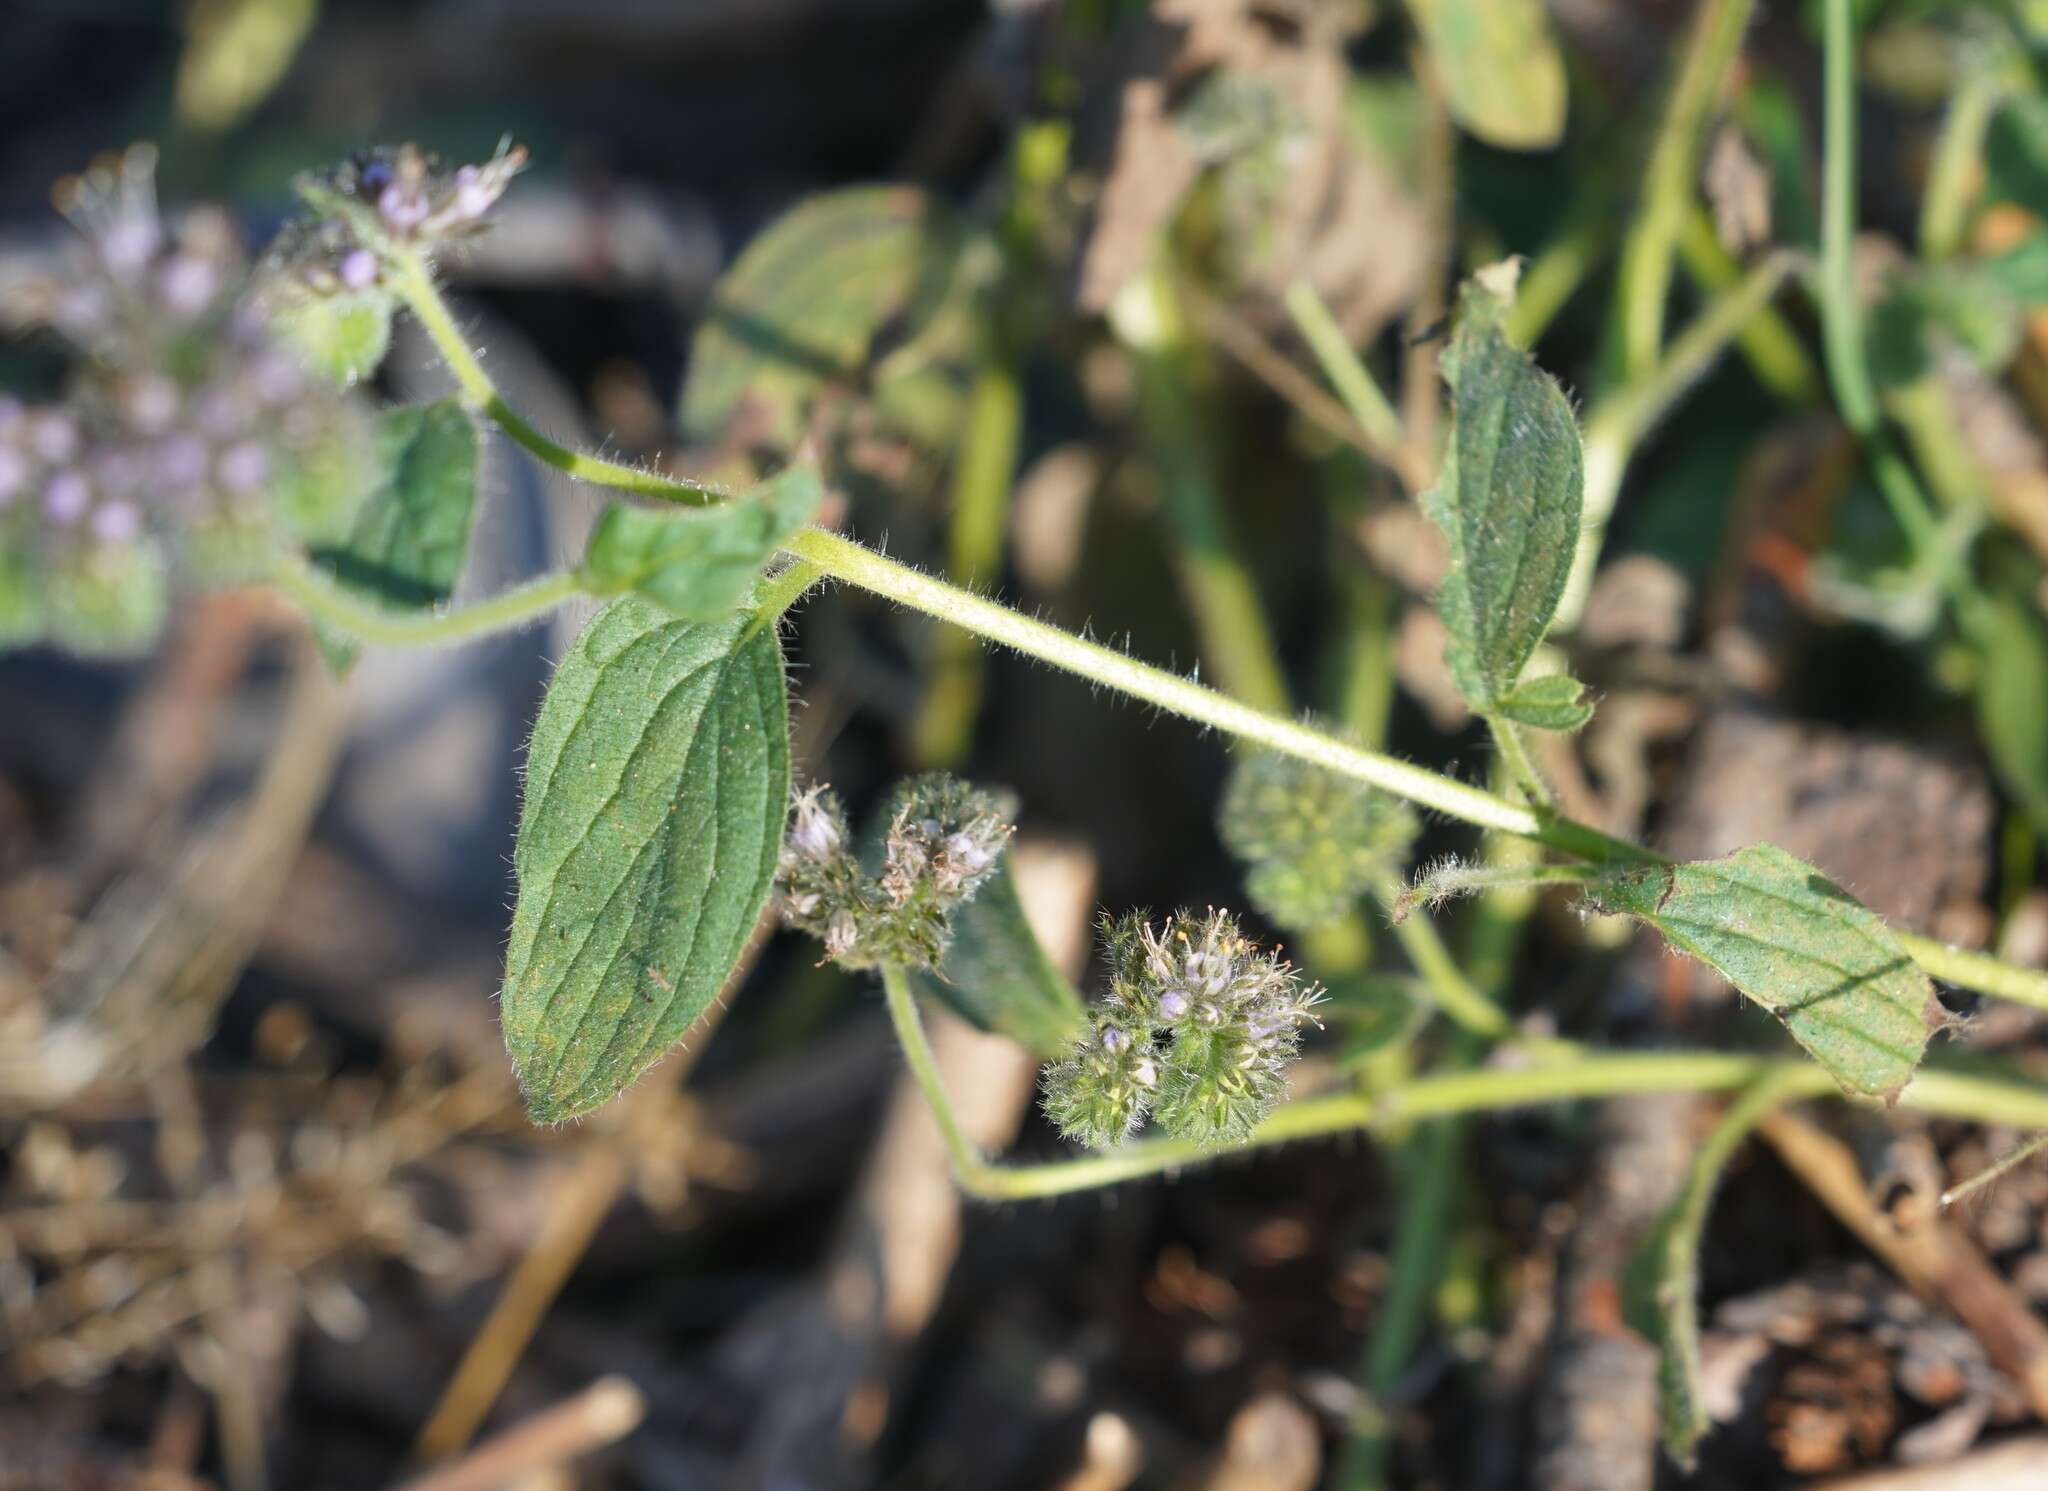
[1042,909,1323,1150]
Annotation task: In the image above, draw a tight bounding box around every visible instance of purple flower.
[91,499,141,545]
[338,248,379,291]
[30,413,79,464]
[157,434,209,489]
[97,217,162,281]
[157,254,221,319]
[378,182,429,233]
[43,471,91,525]
[216,441,269,494]
[0,447,26,505]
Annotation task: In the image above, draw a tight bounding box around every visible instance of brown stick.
[1758,1110,2048,1418]
[387,1376,645,1491]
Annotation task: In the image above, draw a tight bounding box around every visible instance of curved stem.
[274,553,581,647]
[391,255,726,506]
[879,964,990,1184]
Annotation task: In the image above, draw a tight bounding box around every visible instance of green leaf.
[579,465,821,620]
[307,399,480,670]
[907,860,1087,1060]
[270,287,395,388]
[679,187,965,453]
[1494,673,1595,732]
[1589,845,1939,1102]
[1976,589,2048,837]
[500,596,789,1123]
[1405,0,1567,150]
[1423,278,1585,715]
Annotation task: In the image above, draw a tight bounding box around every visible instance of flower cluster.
[775,774,1015,970]
[1216,748,1419,931]
[2,146,371,654]
[1042,910,1323,1150]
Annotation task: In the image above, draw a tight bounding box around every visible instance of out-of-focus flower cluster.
[1042,909,1323,1150]
[1,140,527,656]
[1217,747,1419,931]
[1,145,372,654]
[775,774,1014,970]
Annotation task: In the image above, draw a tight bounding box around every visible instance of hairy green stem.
[273,553,581,647]
[780,527,1607,852]
[741,559,822,643]
[931,1052,2048,1203]
[391,255,725,506]
[1375,874,1513,1042]
[1488,717,1556,810]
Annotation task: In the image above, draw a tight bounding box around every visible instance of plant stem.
[1506,208,1612,351]
[1819,0,1942,555]
[273,554,581,647]
[1284,279,1416,483]
[1615,0,1758,379]
[879,964,990,1184]
[1122,267,1293,716]
[1676,206,1823,405]
[1920,64,2004,263]
[740,559,822,643]
[1656,1067,1813,1456]
[931,1052,2048,1203]
[781,527,1618,855]
[1488,717,1556,810]
[390,254,725,506]
[1375,874,1512,1041]
[1895,931,2048,1014]
[1563,250,1804,629]
[911,357,1024,765]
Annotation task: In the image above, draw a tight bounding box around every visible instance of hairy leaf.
[501,597,789,1122]
[1494,673,1594,732]
[1591,845,1938,1102]
[680,187,965,454]
[308,398,479,670]
[909,860,1087,1060]
[1405,0,1567,150]
[1423,281,1585,716]
[581,465,820,620]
